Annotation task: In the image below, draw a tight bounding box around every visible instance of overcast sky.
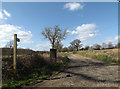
[0,2,118,51]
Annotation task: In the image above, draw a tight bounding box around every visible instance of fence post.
[13,34,17,71]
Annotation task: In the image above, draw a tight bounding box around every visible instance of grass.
[73,49,120,63]
[2,54,70,88]
[91,55,108,62]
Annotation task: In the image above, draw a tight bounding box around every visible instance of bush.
[73,51,77,54]
[2,53,48,83]
[92,55,108,62]
[109,59,117,63]
[2,53,70,87]
[99,55,108,62]
[78,51,86,56]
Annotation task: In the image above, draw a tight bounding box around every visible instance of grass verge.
[73,51,120,63]
[2,54,70,88]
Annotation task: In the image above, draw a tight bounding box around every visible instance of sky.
[0,2,118,51]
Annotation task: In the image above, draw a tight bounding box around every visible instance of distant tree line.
[54,39,120,52]
[4,39,119,54]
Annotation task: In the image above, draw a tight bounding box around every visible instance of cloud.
[0,9,34,48]
[0,24,34,48]
[0,43,6,48]
[34,43,51,51]
[0,9,10,21]
[64,2,84,11]
[3,10,11,17]
[68,24,98,41]
[103,36,120,44]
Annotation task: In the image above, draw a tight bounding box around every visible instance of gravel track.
[25,53,119,87]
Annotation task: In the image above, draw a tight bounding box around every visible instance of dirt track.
[26,54,119,87]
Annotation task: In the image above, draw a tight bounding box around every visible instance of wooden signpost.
[13,34,17,71]
[13,34,20,71]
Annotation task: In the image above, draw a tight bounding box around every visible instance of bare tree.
[84,45,89,50]
[70,39,82,51]
[54,42,63,52]
[5,40,14,58]
[61,47,68,52]
[107,42,114,49]
[68,45,74,52]
[42,25,67,49]
[102,42,106,49]
[93,43,101,50]
[5,40,14,48]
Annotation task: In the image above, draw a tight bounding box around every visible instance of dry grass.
[39,52,65,62]
[75,49,119,63]
[90,49,118,60]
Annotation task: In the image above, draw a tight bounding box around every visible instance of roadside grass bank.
[2,53,70,88]
[73,49,120,63]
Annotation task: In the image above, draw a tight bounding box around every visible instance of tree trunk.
[52,44,54,49]
[52,40,55,49]
[77,47,78,51]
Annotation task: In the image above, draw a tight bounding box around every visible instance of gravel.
[25,54,119,87]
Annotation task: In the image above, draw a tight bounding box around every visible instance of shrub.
[2,53,48,81]
[73,51,77,54]
[109,59,117,63]
[92,55,97,59]
[2,53,70,87]
[118,59,120,63]
[78,51,86,56]
[99,55,108,62]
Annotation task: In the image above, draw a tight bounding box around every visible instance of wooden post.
[13,34,17,71]
[50,49,57,63]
